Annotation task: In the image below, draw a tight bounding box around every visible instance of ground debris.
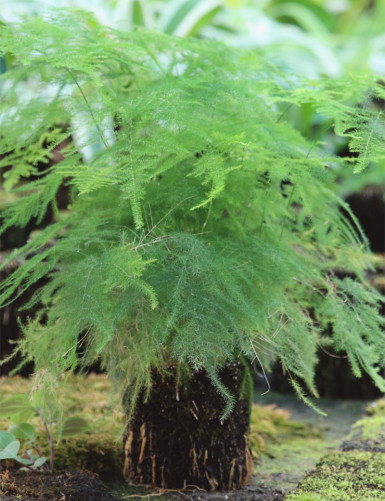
[0,469,118,501]
[170,484,284,501]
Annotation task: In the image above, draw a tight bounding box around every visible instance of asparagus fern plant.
[0,11,384,418]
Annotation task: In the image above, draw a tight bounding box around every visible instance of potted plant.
[0,10,384,490]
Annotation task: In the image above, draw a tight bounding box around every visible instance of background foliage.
[2,1,383,195]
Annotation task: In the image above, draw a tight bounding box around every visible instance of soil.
[0,469,118,501]
[109,483,285,501]
[340,436,385,452]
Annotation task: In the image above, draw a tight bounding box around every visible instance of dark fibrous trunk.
[123,361,252,491]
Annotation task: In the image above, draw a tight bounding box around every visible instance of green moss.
[2,376,308,497]
[255,435,328,491]
[249,404,327,491]
[249,404,290,458]
[3,376,315,481]
[286,451,385,500]
[351,415,385,442]
[249,403,322,456]
[340,398,385,446]
[366,399,385,417]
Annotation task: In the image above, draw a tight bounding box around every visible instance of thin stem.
[141,196,194,243]
[37,409,54,472]
[276,103,294,123]
[318,344,348,359]
[67,68,109,150]
[202,200,212,231]
[259,188,269,236]
[250,339,271,396]
[23,449,48,472]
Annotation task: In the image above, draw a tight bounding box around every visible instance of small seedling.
[0,394,89,472]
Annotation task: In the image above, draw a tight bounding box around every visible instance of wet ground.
[250,389,370,494]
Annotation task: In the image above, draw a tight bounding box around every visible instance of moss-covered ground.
[286,398,385,500]
[0,375,381,500]
[284,450,385,500]
[250,389,368,493]
[340,398,385,452]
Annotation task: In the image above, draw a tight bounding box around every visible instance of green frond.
[0,10,384,416]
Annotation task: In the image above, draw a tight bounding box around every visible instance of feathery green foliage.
[0,10,384,418]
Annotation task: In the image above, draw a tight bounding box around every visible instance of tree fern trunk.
[123,361,252,490]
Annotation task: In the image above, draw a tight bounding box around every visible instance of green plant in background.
[0,394,89,472]
[1,0,384,78]
[1,1,383,186]
[0,0,226,37]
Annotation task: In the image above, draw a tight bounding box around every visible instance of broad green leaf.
[11,407,37,424]
[0,430,17,449]
[268,3,329,36]
[0,439,20,459]
[33,456,47,468]
[160,0,222,37]
[114,0,153,28]
[17,457,34,465]
[61,417,90,436]
[132,0,146,27]
[10,423,36,441]
[0,395,34,417]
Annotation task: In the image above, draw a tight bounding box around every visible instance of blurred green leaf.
[160,0,222,36]
[11,406,37,424]
[18,457,35,466]
[114,0,152,28]
[268,2,330,35]
[26,449,39,461]
[61,417,90,436]
[0,432,20,460]
[0,430,17,449]
[0,395,34,417]
[132,0,146,26]
[10,423,36,441]
[33,456,47,468]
